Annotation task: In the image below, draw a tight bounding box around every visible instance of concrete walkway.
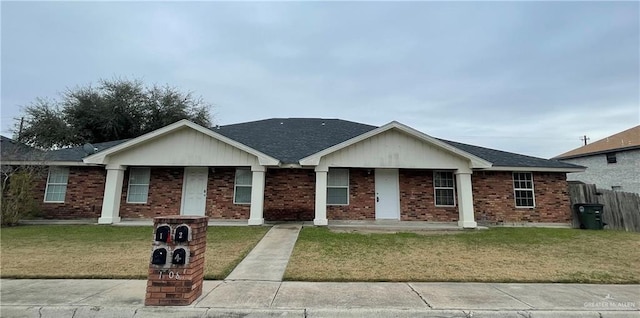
[1,279,638,317]
[226,223,302,281]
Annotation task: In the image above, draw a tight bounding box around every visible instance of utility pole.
[18,117,24,140]
[580,135,589,146]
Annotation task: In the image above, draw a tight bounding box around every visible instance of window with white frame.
[513,172,535,208]
[234,168,252,204]
[127,168,151,203]
[327,168,349,205]
[44,167,69,202]
[434,171,455,206]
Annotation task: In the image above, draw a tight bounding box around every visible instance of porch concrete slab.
[195,280,281,308]
[409,282,531,310]
[225,224,301,281]
[0,279,123,305]
[492,283,610,310]
[272,282,428,308]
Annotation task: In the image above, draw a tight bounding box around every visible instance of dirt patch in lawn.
[0,225,268,279]
[285,227,640,283]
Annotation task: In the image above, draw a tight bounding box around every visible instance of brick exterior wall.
[263,169,315,221]
[327,168,376,220]
[472,171,571,224]
[120,168,184,218]
[37,166,105,219]
[206,168,250,219]
[399,169,458,222]
[34,166,571,224]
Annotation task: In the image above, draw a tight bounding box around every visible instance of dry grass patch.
[284,227,640,283]
[0,225,268,279]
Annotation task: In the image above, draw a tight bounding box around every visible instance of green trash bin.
[574,203,605,230]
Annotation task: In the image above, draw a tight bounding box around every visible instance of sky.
[1,1,638,159]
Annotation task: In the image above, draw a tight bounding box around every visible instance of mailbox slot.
[151,247,168,265]
[174,224,192,243]
[171,247,189,265]
[154,224,171,243]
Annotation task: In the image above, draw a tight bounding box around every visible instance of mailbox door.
[172,248,188,265]
[155,225,171,242]
[174,225,191,243]
[151,248,168,265]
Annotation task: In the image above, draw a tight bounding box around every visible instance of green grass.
[284,227,640,283]
[0,225,268,279]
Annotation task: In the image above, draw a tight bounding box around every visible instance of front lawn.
[0,225,269,279]
[284,227,640,283]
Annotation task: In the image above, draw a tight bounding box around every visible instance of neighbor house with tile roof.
[1,118,585,227]
[554,125,640,194]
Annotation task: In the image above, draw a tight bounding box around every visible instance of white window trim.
[434,171,456,207]
[126,167,151,204]
[233,168,252,205]
[513,172,536,208]
[44,167,69,203]
[327,168,349,206]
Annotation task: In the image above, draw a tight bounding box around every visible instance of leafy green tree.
[15,78,213,149]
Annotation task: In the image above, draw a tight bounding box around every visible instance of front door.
[375,169,400,219]
[181,167,208,216]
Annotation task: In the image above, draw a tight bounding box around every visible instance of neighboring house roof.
[554,125,640,160]
[7,118,584,171]
[215,118,377,164]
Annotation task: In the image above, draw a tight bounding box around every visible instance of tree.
[15,78,213,149]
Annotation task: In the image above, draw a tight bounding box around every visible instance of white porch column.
[98,165,126,224]
[314,167,328,226]
[456,171,477,229]
[248,166,266,225]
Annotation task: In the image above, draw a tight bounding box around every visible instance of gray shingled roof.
[215,118,378,164]
[1,136,44,161]
[9,118,583,170]
[47,139,130,161]
[438,139,583,169]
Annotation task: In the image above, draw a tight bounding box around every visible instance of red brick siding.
[206,168,250,219]
[327,168,375,220]
[37,166,105,219]
[263,169,315,221]
[120,167,183,218]
[472,171,571,223]
[399,169,458,222]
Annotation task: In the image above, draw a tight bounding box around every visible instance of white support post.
[456,171,477,229]
[314,168,328,226]
[98,165,126,224]
[248,166,266,225]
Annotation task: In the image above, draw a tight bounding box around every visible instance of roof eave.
[481,166,586,173]
[0,160,99,166]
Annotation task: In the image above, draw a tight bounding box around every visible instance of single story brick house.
[1,118,584,228]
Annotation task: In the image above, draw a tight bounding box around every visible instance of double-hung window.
[44,167,69,202]
[127,168,151,203]
[434,171,455,206]
[513,172,535,208]
[327,168,349,205]
[234,168,252,204]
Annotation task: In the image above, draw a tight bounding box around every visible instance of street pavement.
[1,223,638,317]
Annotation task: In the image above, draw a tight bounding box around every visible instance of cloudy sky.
[2,1,638,159]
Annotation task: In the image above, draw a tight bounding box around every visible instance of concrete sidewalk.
[1,279,638,317]
[226,223,301,281]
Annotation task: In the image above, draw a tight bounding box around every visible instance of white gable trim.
[299,121,492,169]
[83,120,280,166]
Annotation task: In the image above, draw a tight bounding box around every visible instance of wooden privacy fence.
[568,183,640,232]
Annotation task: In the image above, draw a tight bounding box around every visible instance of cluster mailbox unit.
[145,216,208,306]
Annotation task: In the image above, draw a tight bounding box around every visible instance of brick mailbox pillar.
[145,215,208,306]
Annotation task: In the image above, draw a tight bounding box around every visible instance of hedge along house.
[4,118,585,228]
